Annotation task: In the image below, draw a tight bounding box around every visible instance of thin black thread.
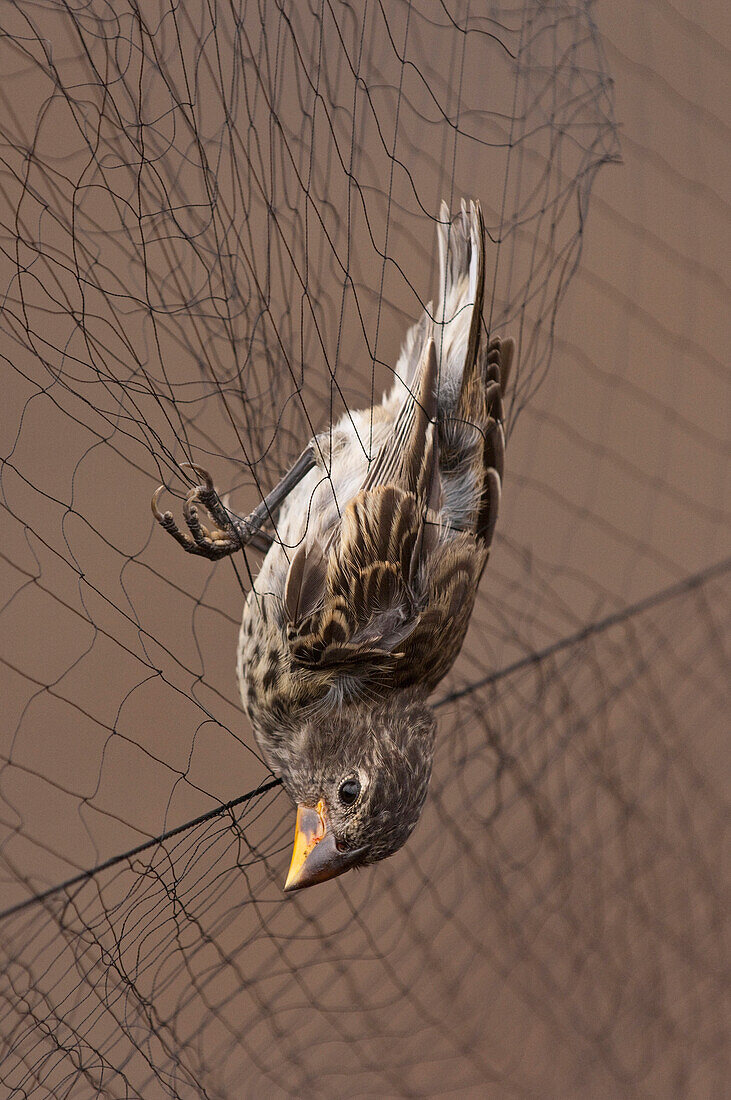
[0,778,282,921]
[437,557,730,706]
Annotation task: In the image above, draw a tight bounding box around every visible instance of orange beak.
[284,799,366,892]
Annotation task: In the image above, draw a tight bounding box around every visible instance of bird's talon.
[153,456,281,559]
[151,485,166,522]
[151,464,248,560]
[180,462,214,492]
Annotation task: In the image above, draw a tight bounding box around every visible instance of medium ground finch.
[153,200,513,890]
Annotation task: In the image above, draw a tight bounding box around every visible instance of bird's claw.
[151,465,244,560]
[180,462,214,493]
[150,484,168,524]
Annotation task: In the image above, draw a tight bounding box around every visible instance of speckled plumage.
[154,200,513,887]
[236,201,513,881]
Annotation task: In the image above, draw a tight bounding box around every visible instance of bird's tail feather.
[391,200,485,416]
[435,198,485,413]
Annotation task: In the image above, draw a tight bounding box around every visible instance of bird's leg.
[151,445,317,560]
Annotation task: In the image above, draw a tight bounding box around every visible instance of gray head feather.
[273,693,436,865]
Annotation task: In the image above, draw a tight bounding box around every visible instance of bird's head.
[275,694,436,891]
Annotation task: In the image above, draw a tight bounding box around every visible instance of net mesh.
[0,1,727,1096]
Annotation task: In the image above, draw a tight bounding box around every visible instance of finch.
[153,200,513,890]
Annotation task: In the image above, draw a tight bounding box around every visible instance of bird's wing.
[390,532,484,692]
[361,334,438,503]
[391,331,514,693]
[284,336,440,682]
[389,205,515,690]
[286,485,423,675]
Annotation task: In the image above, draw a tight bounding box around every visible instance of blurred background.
[0,1,727,1096]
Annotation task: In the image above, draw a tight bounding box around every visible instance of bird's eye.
[338,778,361,806]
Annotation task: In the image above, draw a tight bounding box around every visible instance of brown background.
[0,1,728,1097]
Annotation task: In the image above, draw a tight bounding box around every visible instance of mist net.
[0,1,727,1097]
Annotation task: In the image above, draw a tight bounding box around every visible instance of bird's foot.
[151,445,318,562]
[151,463,264,559]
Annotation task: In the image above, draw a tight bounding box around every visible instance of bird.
[152,200,513,891]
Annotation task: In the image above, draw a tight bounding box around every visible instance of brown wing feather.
[287,485,422,676]
[284,334,441,681]
[284,539,326,624]
[362,337,438,499]
[391,533,485,692]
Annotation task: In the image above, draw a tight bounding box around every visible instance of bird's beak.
[284,800,365,892]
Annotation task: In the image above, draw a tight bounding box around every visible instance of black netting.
[0,1,727,1096]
